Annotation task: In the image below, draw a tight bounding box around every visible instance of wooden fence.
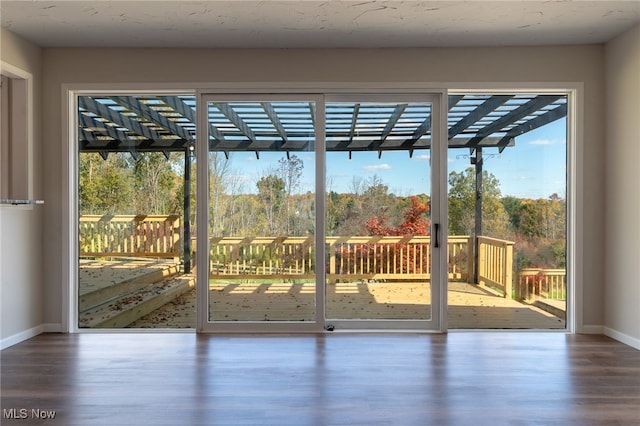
[209,236,314,279]
[326,236,431,281]
[208,235,485,283]
[477,236,514,297]
[448,236,473,282]
[516,268,566,301]
[77,215,515,292]
[79,214,181,261]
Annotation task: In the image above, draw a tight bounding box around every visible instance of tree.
[340,196,432,274]
[448,167,510,238]
[277,155,304,234]
[256,174,286,235]
[79,153,134,214]
[360,175,395,230]
[132,152,180,214]
[209,152,233,236]
[365,196,430,236]
[501,196,522,231]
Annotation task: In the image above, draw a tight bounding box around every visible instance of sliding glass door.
[198,96,320,331]
[72,89,571,333]
[323,96,444,329]
[198,93,446,332]
[77,94,197,329]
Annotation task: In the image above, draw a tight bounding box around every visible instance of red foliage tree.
[335,196,432,276]
[365,196,430,236]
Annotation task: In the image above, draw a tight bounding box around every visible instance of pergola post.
[183,146,192,274]
[472,147,483,284]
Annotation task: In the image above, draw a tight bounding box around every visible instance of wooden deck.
[79,261,565,329]
[128,281,564,329]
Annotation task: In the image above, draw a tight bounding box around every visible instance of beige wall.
[0,28,44,347]
[604,24,640,347]
[41,45,606,330]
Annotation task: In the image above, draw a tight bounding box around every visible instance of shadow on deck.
[79,260,565,329]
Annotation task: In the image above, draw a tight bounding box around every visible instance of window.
[0,65,32,203]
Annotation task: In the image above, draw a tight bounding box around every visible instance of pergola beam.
[347,104,361,143]
[448,95,465,110]
[161,96,225,142]
[78,112,130,142]
[261,102,289,145]
[380,104,407,142]
[408,117,432,143]
[77,95,567,157]
[472,95,563,139]
[448,95,512,139]
[79,139,189,153]
[215,102,258,143]
[505,103,568,139]
[112,96,193,142]
[79,97,164,142]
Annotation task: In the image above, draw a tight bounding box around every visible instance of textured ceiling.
[1,1,639,48]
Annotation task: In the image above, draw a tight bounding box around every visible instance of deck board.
[129,282,565,329]
[80,261,565,329]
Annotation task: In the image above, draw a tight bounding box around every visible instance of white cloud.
[529,139,554,146]
[413,154,430,161]
[362,163,392,172]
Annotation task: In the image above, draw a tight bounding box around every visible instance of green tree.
[132,152,180,214]
[256,174,286,235]
[79,153,133,214]
[448,167,509,238]
[501,196,523,231]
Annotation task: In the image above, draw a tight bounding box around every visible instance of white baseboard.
[1,325,44,350]
[1,323,62,350]
[604,327,640,350]
[579,325,604,334]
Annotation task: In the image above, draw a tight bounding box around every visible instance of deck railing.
[79,214,181,261]
[448,236,473,282]
[516,268,566,301]
[209,236,315,278]
[77,215,514,292]
[477,236,514,297]
[208,235,482,283]
[326,236,431,281]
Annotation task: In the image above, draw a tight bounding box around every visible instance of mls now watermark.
[3,408,57,420]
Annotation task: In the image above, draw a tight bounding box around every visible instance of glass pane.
[325,102,432,320]
[77,95,197,329]
[206,101,316,322]
[447,93,567,329]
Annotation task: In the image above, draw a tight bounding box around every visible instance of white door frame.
[62,83,579,335]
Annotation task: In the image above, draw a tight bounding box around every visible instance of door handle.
[434,223,440,248]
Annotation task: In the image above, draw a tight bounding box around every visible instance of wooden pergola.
[78,93,567,277]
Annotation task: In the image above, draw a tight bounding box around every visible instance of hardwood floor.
[2,333,639,425]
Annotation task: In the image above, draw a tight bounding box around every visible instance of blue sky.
[224,117,566,200]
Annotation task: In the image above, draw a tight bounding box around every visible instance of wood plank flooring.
[2,333,639,425]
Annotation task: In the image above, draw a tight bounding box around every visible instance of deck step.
[79,275,195,328]
[79,263,180,311]
[533,299,566,319]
